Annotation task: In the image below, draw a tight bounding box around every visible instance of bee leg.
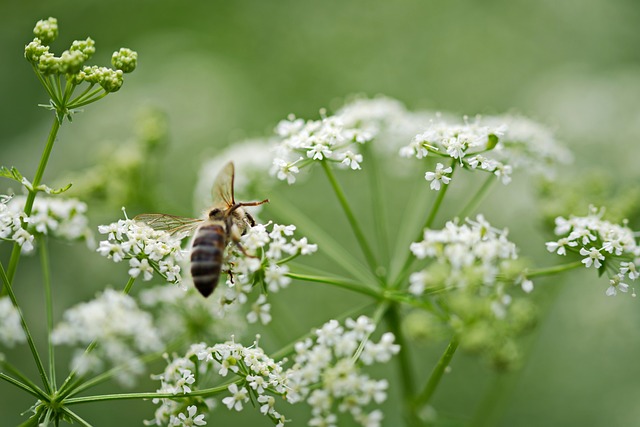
[224,268,235,284]
[234,241,258,258]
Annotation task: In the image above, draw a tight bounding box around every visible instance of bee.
[134,162,268,297]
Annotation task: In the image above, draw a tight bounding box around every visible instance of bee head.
[208,208,223,220]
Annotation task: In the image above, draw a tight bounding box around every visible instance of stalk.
[321,161,380,279]
[413,337,459,409]
[40,236,56,389]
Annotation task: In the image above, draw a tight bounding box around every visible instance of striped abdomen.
[191,223,227,297]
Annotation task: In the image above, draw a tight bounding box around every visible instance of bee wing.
[211,161,235,208]
[134,213,203,236]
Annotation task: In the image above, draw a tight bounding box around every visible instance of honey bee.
[134,162,269,297]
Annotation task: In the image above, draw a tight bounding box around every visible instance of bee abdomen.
[191,224,227,297]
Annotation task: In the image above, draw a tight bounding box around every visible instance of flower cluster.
[0,195,92,253]
[219,222,318,324]
[0,297,26,349]
[399,114,569,190]
[149,339,288,426]
[407,216,536,368]
[271,112,373,184]
[546,206,640,296]
[409,215,523,294]
[52,289,163,386]
[97,216,185,284]
[24,17,136,97]
[285,316,399,427]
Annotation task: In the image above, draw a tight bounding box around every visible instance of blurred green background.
[2,1,640,426]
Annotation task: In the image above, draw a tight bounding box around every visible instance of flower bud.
[37,52,60,75]
[59,49,86,74]
[99,68,124,92]
[111,48,137,73]
[24,38,49,64]
[33,17,58,45]
[70,37,96,60]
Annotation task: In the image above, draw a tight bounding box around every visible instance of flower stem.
[58,276,137,398]
[39,236,56,391]
[413,337,459,409]
[351,301,390,364]
[268,195,375,283]
[123,276,136,294]
[321,161,380,280]
[64,383,234,405]
[0,262,51,393]
[0,373,46,400]
[526,261,583,278]
[385,303,421,427]
[457,173,495,219]
[286,272,380,299]
[392,160,457,289]
[2,115,61,291]
[363,143,390,274]
[0,360,48,400]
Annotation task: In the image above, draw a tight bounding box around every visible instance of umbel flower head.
[148,338,288,427]
[270,111,373,184]
[0,194,92,254]
[399,113,570,190]
[52,288,164,387]
[24,17,138,121]
[546,205,640,296]
[97,213,185,285]
[285,316,400,427]
[408,215,536,369]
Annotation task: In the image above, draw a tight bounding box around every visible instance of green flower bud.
[111,48,137,73]
[81,65,101,84]
[70,37,96,60]
[33,17,58,45]
[24,38,49,64]
[37,52,60,75]
[99,68,124,92]
[59,49,87,74]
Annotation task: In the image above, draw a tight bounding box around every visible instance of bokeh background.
[2,1,640,426]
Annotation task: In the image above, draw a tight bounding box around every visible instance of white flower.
[606,277,629,297]
[579,247,605,269]
[247,295,272,324]
[340,151,363,170]
[0,297,27,348]
[97,217,184,284]
[52,289,163,386]
[222,384,249,411]
[173,405,206,426]
[424,162,453,191]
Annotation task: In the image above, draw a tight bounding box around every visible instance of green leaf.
[0,166,24,183]
[35,182,72,195]
[487,133,499,150]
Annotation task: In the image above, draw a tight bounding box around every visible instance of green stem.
[363,143,390,274]
[321,161,380,279]
[60,408,92,427]
[0,360,48,400]
[286,272,380,299]
[3,115,61,288]
[58,276,136,397]
[122,276,136,294]
[392,160,457,289]
[457,173,495,219]
[352,301,389,363]
[526,261,583,278]
[0,373,46,400]
[66,344,176,398]
[386,303,420,427]
[0,262,51,393]
[68,86,103,107]
[267,196,375,283]
[65,383,234,405]
[67,91,107,110]
[414,337,459,409]
[40,236,56,390]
